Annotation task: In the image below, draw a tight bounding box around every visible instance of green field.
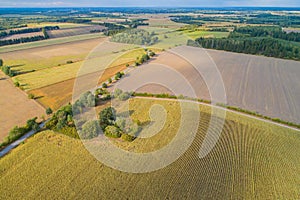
[139,26,229,49]
[182,30,230,39]
[0,98,299,199]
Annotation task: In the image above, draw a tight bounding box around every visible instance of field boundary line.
[0,71,46,112]
[133,96,300,132]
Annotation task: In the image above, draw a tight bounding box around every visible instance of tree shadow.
[34,95,44,100]
[0,77,7,81]
[10,64,25,68]
[13,69,35,76]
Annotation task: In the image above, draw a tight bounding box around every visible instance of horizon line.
[0,6,300,9]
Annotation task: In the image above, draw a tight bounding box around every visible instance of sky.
[0,0,299,8]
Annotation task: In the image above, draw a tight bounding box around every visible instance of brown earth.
[0,72,45,142]
[116,46,300,124]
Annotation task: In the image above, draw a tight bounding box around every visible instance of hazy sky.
[0,0,299,7]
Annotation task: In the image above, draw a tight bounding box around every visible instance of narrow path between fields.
[0,120,48,158]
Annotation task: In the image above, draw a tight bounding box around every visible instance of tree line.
[0,35,47,47]
[195,37,300,60]
[111,29,158,45]
[0,26,59,38]
[193,26,300,61]
[0,26,59,46]
[232,26,300,42]
[0,117,40,149]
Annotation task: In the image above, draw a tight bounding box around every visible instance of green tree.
[115,72,123,80]
[26,117,38,129]
[32,123,40,132]
[108,78,112,84]
[0,59,3,66]
[102,83,108,88]
[86,93,95,107]
[99,107,116,130]
[46,107,53,115]
[81,120,101,139]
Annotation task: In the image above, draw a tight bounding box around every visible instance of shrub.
[28,93,35,99]
[66,60,73,64]
[121,134,136,142]
[119,92,131,101]
[105,126,121,138]
[14,81,20,87]
[102,83,108,88]
[0,59,3,66]
[60,126,79,139]
[149,51,156,57]
[45,118,58,129]
[108,78,112,84]
[32,123,40,131]
[46,107,53,115]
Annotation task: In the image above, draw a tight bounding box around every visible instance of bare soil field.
[0,72,45,142]
[116,46,300,124]
[47,25,106,38]
[0,32,44,41]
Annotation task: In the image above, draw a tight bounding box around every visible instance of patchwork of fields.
[47,25,105,38]
[0,36,162,109]
[116,46,300,124]
[0,98,299,199]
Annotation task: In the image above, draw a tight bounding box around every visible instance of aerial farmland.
[0,6,299,200]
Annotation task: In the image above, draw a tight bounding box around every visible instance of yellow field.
[21,47,159,109]
[8,42,139,91]
[0,98,299,199]
[27,22,89,29]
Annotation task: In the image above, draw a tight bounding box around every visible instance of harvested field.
[47,26,106,38]
[0,33,105,53]
[12,42,135,91]
[27,22,89,29]
[0,32,44,41]
[0,98,299,199]
[29,47,154,109]
[0,37,107,72]
[0,72,45,142]
[116,46,300,124]
[31,64,129,110]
